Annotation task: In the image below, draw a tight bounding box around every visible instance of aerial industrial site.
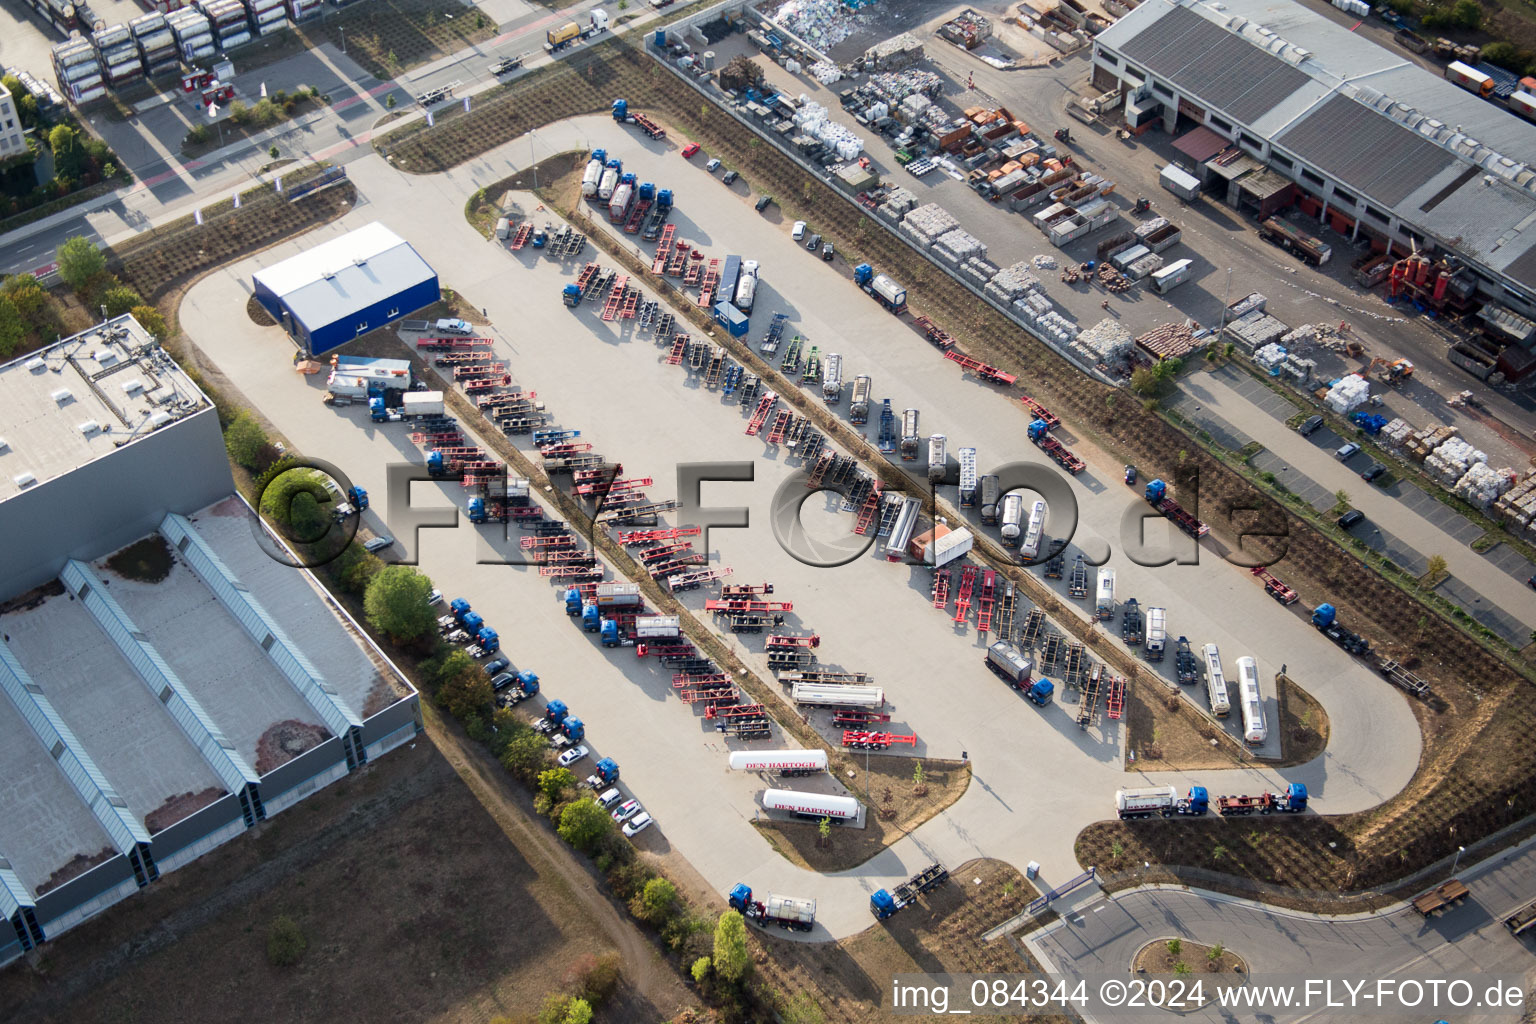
[1,0,1535,1019]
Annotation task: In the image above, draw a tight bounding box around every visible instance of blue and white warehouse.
[252,221,440,356]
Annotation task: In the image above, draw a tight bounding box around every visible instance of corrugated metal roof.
[253,222,436,330]
[1118,5,1309,125]
[1499,239,1536,290]
[1173,125,1228,164]
[1276,93,1456,206]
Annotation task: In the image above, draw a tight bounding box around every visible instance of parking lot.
[178,114,1421,937]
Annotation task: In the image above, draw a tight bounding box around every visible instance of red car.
[681,143,701,159]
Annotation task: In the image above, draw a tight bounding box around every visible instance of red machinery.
[766,633,820,649]
[952,565,977,624]
[931,569,950,609]
[976,570,996,633]
[620,527,700,544]
[1106,676,1125,720]
[1018,394,1060,428]
[841,731,916,750]
[744,395,778,436]
[698,258,721,307]
[418,336,492,351]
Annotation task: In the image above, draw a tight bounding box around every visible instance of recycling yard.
[166,106,1440,945]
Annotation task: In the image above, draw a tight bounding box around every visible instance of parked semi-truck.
[999,493,1024,544]
[1216,783,1307,816]
[979,475,1001,525]
[1116,785,1209,819]
[1019,499,1046,561]
[1202,642,1231,716]
[900,409,921,460]
[870,863,949,920]
[1144,479,1209,538]
[1504,897,1536,935]
[1414,878,1471,916]
[853,263,907,313]
[729,885,816,931]
[727,749,828,774]
[580,149,606,197]
[1312,603,1370,655]
[1446,59,1495,97]
[1145,606,1167,660]
[849,375,871,422]
[1095,567,1115,620]
[927,434,947,483]
[1174,636,1197,684]
[734,259,760,313]
[822,353,843,403]
[597,158,622,201]
[909,524,973,568]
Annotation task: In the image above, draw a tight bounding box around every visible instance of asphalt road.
[173,113,1421,939]
[1028,833,1536,1023]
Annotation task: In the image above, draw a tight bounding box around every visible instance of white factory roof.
[0,315,210,501]
[1098,0,1536,290]
[252,220,436,327]
[0,497,410,894]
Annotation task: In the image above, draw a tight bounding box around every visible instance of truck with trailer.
[909,525,973,568]
[494,669,541,707]
[853,264,908,314]
[1145,607,1167,660]
[467,478,532,523]
[1235,655,1267,745]
[729,885,816,932]
[580,149,606,197]
[927,434,947,483]
[1120,598,1144,645]
[734,260,760,314]
[984,641,1032,689]
[899,409,921,460]
[584,757,619,790]
[1445,59,1495,97]
[870,864,949,920]
[1027,419,1085,474]
[329,486,369,522]
[607,175,636,223]
[597,158,622,201]
[1312,603,1370,655]
[822,354,843,403]
[1174,636,1198,684]
[849,375,871,422]
[958,449,978,507]
[1000,494,1025,545]
[1019,499,1046,561]
[1259,217,1332,266]
[1116,786,1209,819]
[1202,642,1231,716]
[979,476,1001,525]
[791,682,885,709]
[1144,479,1209,538]
[1216,783,1308,816]
[611,98,666,139]
[1095,567,1115,620]
[728,749,828,774]
[761,789,860,821]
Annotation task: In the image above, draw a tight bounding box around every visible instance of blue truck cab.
[1026,678,1054,707]
[564,588,584,616]
[869,889,898,919]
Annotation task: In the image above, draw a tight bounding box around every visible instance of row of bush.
[185,87,325,147]
[0,236,168,359]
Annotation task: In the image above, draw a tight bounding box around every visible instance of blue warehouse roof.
[253,222,437,330]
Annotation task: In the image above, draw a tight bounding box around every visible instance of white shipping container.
[791,682,886,708]
[1116,786,1176,814]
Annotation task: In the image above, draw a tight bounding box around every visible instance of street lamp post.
[339,26,346,54]
[1215,266,1232,351]
[529,129,538,191]
[1450,844,1466,878]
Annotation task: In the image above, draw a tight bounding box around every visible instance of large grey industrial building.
[0,317,420,966]
[1093,0,1536,327]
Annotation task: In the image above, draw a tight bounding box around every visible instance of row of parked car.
[1296,415,1381,532]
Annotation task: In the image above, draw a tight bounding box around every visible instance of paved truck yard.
[10,0,1536,1010]
[175,116,1425,939]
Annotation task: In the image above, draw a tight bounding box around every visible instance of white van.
[363,535,394,553]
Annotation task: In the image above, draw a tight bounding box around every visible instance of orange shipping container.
[1044,158,1065,173]
[1020,153,1040,167]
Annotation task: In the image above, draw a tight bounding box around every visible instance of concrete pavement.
[173,114,1421,940]
[1027,832,1536,1023]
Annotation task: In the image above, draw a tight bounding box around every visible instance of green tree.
[227,99,250,124]
[1451,0,1481,27]
[912,760,925,788]
[1173,961,1192,975]
[558,797,614,853]
[437,665,492,721]
[252,98,280,126]
[631,876,678,925]
[1166,938,1182,956]
[130,304,167,339]
[1130,366,1159,396]
[56,235,106,293]
[691,955,711,984]
[500,728,552,782]
[713,910,751,984]
[1153,357,1182,382]
[260,468,328,539]
[1425,554,1448,580]
[224,409,268,469]
[266,915,307,966]
[1333,489,1351,512]
[538,766,575,803]
[817,815,831,848]
[1,274,47,322]
[423,648,479,691]
[269,145,280,159]
[330,542,382,596]
[48,124,85,180]
[0,296,25,358]
[363,565,437,642]
[1207,942,1224,962]
[102,284,143,318]
[562,1000,592,1024]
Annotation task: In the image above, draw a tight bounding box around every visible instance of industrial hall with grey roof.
[0,316,421,966]
[1093,0,1536,316]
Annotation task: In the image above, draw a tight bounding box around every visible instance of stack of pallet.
[935,227,987,266]
[1404,424,1458,462]
[1379,418,1415,447]
[1455,463,1516,509]
[1226,310,1289,353]
[1136,322,1198,360]
[1012,293,1077,343]
[875,187,919,223]
[1425,437,1486,487]
[1076,318,1134,363]
[1494,474,1536,527]
[901,203,959,247]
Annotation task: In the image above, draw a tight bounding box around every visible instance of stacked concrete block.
[935,227,987,263]
[901,203,959,247]
[1076,318,1134,362]
[961,256,999,286]
[1223,292,1267,322]
[1279,323,1321,349]
[1379,418,1415,447]
[985,261,1041,304]
[1254,343,1288,373]
[1425,436,1485,487]
[1405,425,1457,462]
[1225,312,1288,353]
[1323,374,1370,414]
[863,33,925,72]
[1454,463,1515,509]
[1281,356,1316,384]
[1011,293,1077,344]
